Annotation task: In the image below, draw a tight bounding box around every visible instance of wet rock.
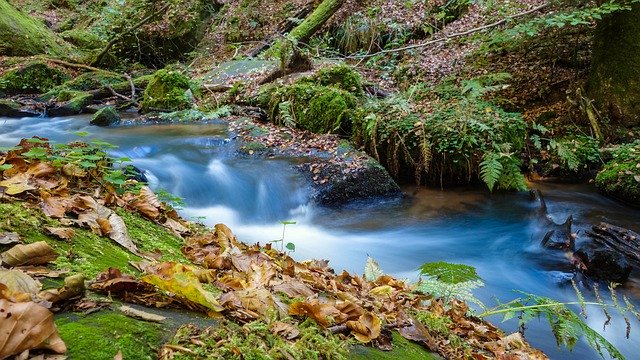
[541,215,575,250]
[90,106,120,126]
[575,242,632,283]
[0,99,40,117]
[47,91,93,117]
[310,159,402,206]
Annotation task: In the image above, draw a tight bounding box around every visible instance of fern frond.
[480,152,502,191]
[418,261,481,284]
[415,278,485,309]
[571,279,587,319]
[481,292,626,360]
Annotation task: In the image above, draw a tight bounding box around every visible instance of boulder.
[47,91,93,117]
[90,106,120,126]
[0,99,40,117]
[140,69,193,112]
[595,142,640,206]
[575,242,632,283]
[308,158,402,206]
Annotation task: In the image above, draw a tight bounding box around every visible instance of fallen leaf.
[0,299,66,358]
[0,173,36,195]
[346,313,382,343]
[0,269,41,296]
[44,227,75,241]
[38,274,85,303]
[269,321,300,340]
[141,262,224,314]
[0,232,20,245]
[1,241,58,266]
[288,300,344,328]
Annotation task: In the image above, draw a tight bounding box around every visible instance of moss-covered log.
[587,3,640,127]
[288,0,345,43]
[0,0,72,56]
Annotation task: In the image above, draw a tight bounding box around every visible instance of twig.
[106,85,138,106]
[125,74,136,101]
[336,3,550,60]
[46,59,119,74]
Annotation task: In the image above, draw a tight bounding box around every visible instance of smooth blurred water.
[2,115,639,359]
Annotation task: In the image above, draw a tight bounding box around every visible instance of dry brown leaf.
[346,313,382,343]
[0,173,36,195]
[1,241,58,267]
[131,187,162,219]
[272,278,314,298]
[288,300,344,328]
[0,232,20,245]
[162,218,189,236]
[39,192,67,218]
[0,299,66,358]
[0,269,41,296]
[44,227,75,241]
[269,322,300,340]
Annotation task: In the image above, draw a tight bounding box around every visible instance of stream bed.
[1,115,639,359]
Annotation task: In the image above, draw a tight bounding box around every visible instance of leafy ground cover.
[0,137,547,359]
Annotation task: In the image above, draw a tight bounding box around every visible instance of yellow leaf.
[0,173,36,195]
[369,285,393,296]
[141,262,224,314]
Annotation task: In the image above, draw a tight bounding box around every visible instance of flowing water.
[2,115,639,359]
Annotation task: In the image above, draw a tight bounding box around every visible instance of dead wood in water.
[586,223,640,268]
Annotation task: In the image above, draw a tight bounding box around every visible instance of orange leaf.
[346,313,382,343]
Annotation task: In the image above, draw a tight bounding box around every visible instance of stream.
[2,115,639,360]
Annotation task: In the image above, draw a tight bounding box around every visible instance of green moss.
[55,90,94,114]
[56,311,165,360]
[265,82,358,135]
[314,65,364,96]
[60,29,105,49]
[349,331,440,360]
[0,0,73,57]
[90,106,120,126]
[595,141,640,206]
[0,202,186,278]
[168,318,349,359]
[0,62,69,94]
[141,69,193,112]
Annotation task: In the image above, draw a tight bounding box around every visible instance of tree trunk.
[288,0,344,44]
[0,0,71,57]
[587,3,640,127]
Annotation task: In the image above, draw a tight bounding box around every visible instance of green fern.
[480,152,503,191]
[277,101,296,128]
[480,292,626,360]
[496,156,527,191]
[419,261,481,284]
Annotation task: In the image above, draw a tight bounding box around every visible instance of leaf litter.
[0,137,547,359]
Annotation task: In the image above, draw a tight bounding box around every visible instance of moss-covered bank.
[0,0,73,57]
[0,202,186,278]
[56,311,165,360]
[595,141,640,206]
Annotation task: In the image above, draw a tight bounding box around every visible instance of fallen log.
[586,222,640,268]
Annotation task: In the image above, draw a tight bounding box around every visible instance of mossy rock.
[0,99,40,117]
[595,142,640,206]
[60,29,105,50]
[48,90,94,116]
[0,0,73,57]
[265,82,358,135]
[141,69,193,112]
[313,64,364,97]
[56,311,165,360]
[90,106,120,126]
[0,61,69,94]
